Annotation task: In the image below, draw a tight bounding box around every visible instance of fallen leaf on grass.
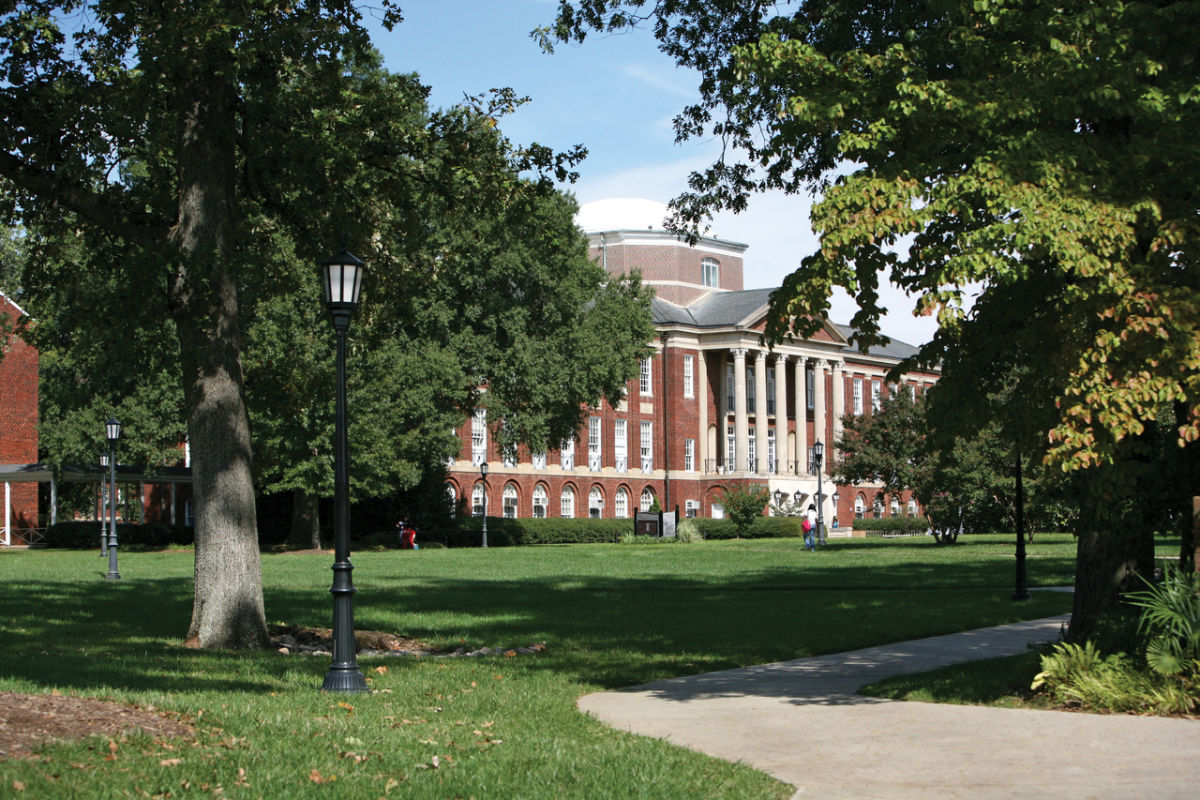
[309,769,338,783]
[159,758,183,767]
[12,781,25,792]
[373,666,389,674]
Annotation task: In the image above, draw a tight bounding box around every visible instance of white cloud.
[619,63,698,99]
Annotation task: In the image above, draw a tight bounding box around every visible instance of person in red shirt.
[397,519,417,550]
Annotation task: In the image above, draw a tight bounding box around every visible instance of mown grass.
[0,534,1076,798]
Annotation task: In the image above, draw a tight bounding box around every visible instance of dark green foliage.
[692,517,802,540]
[42,521,193,549]
[719,483,771,538]
[852,517,929,533]
[438,518,629,547]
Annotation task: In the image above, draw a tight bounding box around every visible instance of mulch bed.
[0,691,194,760]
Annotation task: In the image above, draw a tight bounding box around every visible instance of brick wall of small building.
[1,298,39,530]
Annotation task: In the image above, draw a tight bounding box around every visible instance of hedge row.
[43,521,194,549]
[396,515,804,547]
[692,517,803,540]
[851,516,929,532]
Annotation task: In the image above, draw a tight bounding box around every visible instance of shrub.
[851,517,929,533]
[675,518,703,543]
[434,517,628,548]
[692,517,802,540]
[1031,641,1194,714]
[1126,570,1200,678]
[43,521,194,549]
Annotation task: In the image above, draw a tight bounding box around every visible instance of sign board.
[634,510,678,538]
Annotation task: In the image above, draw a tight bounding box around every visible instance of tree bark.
[1070,524,1154,641]
[171,68,267,650]
[287,489,322,550]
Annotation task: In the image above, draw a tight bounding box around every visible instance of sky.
[364,0,940,346]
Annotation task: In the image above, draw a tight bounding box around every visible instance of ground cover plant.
[0,536,1074,798]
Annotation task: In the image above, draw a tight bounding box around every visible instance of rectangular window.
[683,355,695,398]
[767,428,776,474]
[853,378,864,415]
[684,438,696,472]
[640,421,653,472]
[748,430,757,472]
[640,356,652,395]
[531,451,546,470]
[766,369,776,415]
[726,424,736,471]
[702,258,719,288]
[807,369,815,410]
[685,499,699,518]
[726,364,735,412]
[588,417,602,471]
[614,419,628,472]
[560,437,574,470]
[471,409,487,465]
[747,366,756,413]
[871,381,882,412]
[503,491,517,519]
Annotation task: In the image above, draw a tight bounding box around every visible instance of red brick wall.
[1,297,39,530]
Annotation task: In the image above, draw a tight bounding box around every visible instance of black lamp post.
[480,462,489,548]
[773,489,785,512]
[813,440,825,547]
[99,453,110,557]
[320,245,369,694]
[1013,451,1030,601]
[105,418,121,580]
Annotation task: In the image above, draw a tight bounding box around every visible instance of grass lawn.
[0,534,1076,798]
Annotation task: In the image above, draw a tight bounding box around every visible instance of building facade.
[445,200,938,531]
[1,291,39,539]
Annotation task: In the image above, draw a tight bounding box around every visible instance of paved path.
[578,616,1200,799]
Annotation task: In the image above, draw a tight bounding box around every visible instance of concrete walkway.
[578,615,1200,799]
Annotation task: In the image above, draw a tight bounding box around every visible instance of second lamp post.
[105,418,121,580]
[319,246,369,694]
[813,440,826,547]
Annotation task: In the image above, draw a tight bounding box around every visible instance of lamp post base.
[321,666,370,694]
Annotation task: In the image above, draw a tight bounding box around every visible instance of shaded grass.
[0,535,1077,798]
[856,649,1054,709]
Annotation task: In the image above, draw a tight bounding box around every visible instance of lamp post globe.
[480,462,489,549]
[793,490,802,506]
[773,489,784,510]
[320,244,369,694]
[104,419,121,580]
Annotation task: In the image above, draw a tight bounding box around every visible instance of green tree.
[720,483,771,538]
[1,3,643,649]
[834,392,927,502]
[544,0,1199,637]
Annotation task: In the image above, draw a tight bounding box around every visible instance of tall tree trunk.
[287,489,322,550]
[171,68,267,650]
[1070,525,1154,641]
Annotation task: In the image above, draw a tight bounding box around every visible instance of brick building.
[444,199,939,531]
[1,291,39,540]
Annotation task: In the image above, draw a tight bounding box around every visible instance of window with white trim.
[471,409,487,465]
[747,365,756,413]
[615,487,629,518]
[766,368,776,414]
[726,424,736,471]
[447,484,457,517]
[682,355,695,398]
[640,487,655,512]
[807,368,815,409]
[748,432,757,473]
[640,356,652,395]
[871,381,882,412]
[873,493,885,518]
[589,486,603,518]
[561,485,575,518]
[640,421,653,472]
[560,437,574,470]
[907,498,917,517]
[853,378,863,415]
[711,501,725,519]
[472,483,486,517]
[684,438,695,472]
[503,484,518,518]
[614,419,628,472]
[685,499,699,518]
[890,496,900,517]
[532,451,546,470]
[726,363,735,412]
[532,484,548,518]
[588,416,602,471]
[701,257,719,287]
[855,493,866,519]
[767,428,776,474]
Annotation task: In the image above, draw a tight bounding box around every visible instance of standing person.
[804,504,818,551]
[397,519,417,550]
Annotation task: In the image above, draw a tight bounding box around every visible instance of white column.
[3,482,10,546]
[774,354,789,475]
[697,349,709,473]
[813,359,828,461]
[754,350,768,473]
[732,348,749,472]
[832,360,845,447]
[794,356,808,475]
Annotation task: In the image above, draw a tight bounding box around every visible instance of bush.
[675,518,702,543]
[433,517,628,548]
[851,517,929,533]
[43,521,194,549]
[1031,641,1196,714]
[691,517,802,540]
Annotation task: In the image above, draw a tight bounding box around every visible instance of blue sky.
[366,1,939,346]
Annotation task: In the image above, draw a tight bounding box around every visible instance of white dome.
[575,198,669,233]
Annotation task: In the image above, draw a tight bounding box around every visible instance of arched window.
[890,496,900,517]
[854,493,866,520]
[907,498,917,517]
[473,483,486,517]
[503,484,518,518]
[589,486,604,518]
[640,487,655,512]
[446,484,457,517]
[532,484,549,518]
[615,488,630,518]
[873,493,885,519]
[701,257,719,288]
[561,485,576,519]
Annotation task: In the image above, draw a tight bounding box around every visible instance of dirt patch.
[0,692,194,760]
[269,624,429,653]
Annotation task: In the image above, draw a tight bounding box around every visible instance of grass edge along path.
[0,536,1075,799]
